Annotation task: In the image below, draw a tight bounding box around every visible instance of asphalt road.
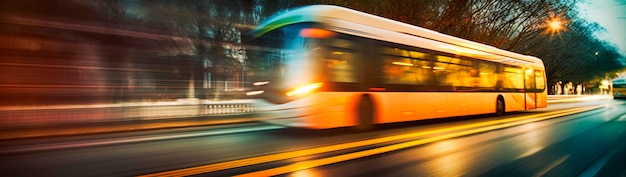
[0,99,625,177]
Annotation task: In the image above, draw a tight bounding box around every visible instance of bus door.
[524,68,537,109]
[534,70,547,108]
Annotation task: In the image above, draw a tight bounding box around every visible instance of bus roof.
[614,78,626,84]
[254,5,544,68]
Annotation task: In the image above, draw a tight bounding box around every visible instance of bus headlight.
[286,83,323,96]
[246,90,264,96]
[253,81,270,86]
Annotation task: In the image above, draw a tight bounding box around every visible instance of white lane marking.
[534,155,569,177]
[0,125,284,154]
[577,144,622,177]
[516,147,544,159]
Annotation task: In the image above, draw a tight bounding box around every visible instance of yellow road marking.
[140,105,603,177]
[236,106,601,177]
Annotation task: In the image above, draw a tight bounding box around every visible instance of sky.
[577,0,626,56]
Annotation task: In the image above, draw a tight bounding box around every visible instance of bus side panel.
[308,92,361,129]
[373,92,501,124]
[503,92,526,112]
[457,93,501,115]
[373,92,445,124]
[255,92,360,129]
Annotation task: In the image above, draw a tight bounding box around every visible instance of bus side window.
[535,70,545,91]
[434,55,473,87]
[503,66,524,90]
[525,69,535,90]
[477,62,497,89]
[382,57,430,85]
[380,47,432,85]
[383,57,411,84]
[324,38,360,83]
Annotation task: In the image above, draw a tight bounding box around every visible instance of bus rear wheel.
[495,97,505,116]
[355,95,375,131]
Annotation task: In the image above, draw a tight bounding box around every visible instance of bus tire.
[355,94,375,131]
[495,96,505,116]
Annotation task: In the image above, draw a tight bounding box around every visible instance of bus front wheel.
[355,94,375,131]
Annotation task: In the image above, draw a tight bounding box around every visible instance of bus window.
[434,55,473,87]
[434,62,473,87]
[409,51,427,59]
[327,38,356,49]
[503,66,524,90]
[437,55,472,66]
[535,70,545,91]
[250,23,315,89]
[382,57,431,85]
[477,62,497,88]
[382,47,411,57]
[382,47,428,60]
[325,51,359,83]
[525,69,535,90]
[324,38,360,83]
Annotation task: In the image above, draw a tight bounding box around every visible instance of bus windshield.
[250,23,319,100]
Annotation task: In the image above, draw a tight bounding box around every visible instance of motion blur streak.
[1,16,184,42]
[286,83,324,96]
[235,105,604,177]
[141,105,603,177]
[0,125,283,154]
[1,15,261,50]
[534,155,569,177]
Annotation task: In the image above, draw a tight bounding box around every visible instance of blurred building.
[0,14,249,106]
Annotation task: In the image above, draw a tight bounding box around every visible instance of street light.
[543,12,567,36]
[549,20,562,31]
[546,18,564,35]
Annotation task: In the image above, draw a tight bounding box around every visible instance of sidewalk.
[0,99,257,140]
[0,99,255,128]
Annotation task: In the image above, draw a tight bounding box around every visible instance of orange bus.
[248,5,547,129]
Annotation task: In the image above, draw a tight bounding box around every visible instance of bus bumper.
[253,98,316,127]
